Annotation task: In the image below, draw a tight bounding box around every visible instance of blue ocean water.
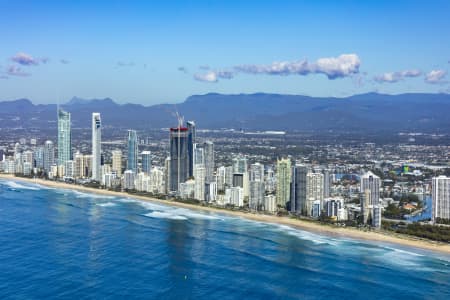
[0,179,449,299]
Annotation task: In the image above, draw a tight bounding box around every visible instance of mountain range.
[0,93,449,133]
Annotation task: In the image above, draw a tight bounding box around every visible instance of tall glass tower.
[186,121,196,177]
[92,113,102,181]
[141,151,151,174]
[203,141,214,182]
[169,126,189,192]
[57,109,71,166]
[127,130,138,173]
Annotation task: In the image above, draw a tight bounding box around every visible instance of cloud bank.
[234,54,360,79]
[194,54,361,82]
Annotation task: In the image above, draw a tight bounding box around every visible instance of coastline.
[1,173,449,255]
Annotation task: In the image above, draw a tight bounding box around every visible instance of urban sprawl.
[1,109,449,238]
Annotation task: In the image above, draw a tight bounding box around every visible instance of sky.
[0,0,449,105]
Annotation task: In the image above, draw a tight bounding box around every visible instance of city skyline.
[1,1,450,298]
[1,0,449,104]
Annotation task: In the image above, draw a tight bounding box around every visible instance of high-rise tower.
[276,158,291,209]
[57,109,71,166]
[43,140,55,173]
[127,130,138,172]
[432,176,450,223]
[186,121,196,177]
[111,149,122,176]
[92,113,102,181]
[290,165,309,214]
[169,126,189,192]
[203,141,215,182]
[141,151,152,174]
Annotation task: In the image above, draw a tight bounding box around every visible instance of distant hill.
[0,93,449,133]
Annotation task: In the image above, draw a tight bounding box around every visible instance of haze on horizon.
[0,0,449,105]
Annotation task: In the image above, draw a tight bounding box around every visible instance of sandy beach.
[1,173,449,255]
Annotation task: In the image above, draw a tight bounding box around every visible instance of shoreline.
[1,174,450,255]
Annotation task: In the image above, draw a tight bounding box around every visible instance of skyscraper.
[249,163,264,182]
[323,169,331,198]
[233,156,248,174]
[187,121,196,177]
[249,181,265,211]
[432,175,450,223]
[249,162,265,211]
[360,171,380,206]
[203,141,214,182]
[169,126,189,192]
[57,109,71,166]
[92,113,102,181]
[141,151,151,174]
[306,172,324,217]
[164,157,171,194]
[111,149,122,176]
[276,158,291,209]
[193,144,204,166]
[127,130,138,172]
[43,140,55,173]
[194,164,206,201]
[290,165,308,214]
[360,171,380,225]
[34,146,44,169]
[217,166,226,192]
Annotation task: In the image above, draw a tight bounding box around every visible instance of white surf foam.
[144,211,188,220]
[269,223,342,246]
[116,198,139,204]
[133,199,222,220]
[73,190,115,199]
[96,202,117,207]
[3,180,40,190]
[136,201,170,211]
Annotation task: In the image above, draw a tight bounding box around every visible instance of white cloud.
[425,69,447,84]
[193,70,234,82]
[374,70,422,83]
[11,52,46,66]
[194,71,218,82]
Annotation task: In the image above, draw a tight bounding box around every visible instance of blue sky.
[0,0,449,104]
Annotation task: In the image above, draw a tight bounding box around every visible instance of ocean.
[0,179,449,299]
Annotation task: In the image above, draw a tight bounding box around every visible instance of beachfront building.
[169,126,189,192]
[111,150,122,176]
[276,158,291,209]
[43,140,55,174]
[249,181,265,211]
[141,151,151,174]
[92,113,102,181]
[57,109,71,166]
[360,171,381,225]
[203,141,215,183]
[123,170,135,190]
[194,164,206,201]
[291,164,308,215]
[264,194,277,213]
[127,130,138,173]
[306,172,324,217]
[432,175,450,223]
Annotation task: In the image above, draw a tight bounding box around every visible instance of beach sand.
[1,173,449,255]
